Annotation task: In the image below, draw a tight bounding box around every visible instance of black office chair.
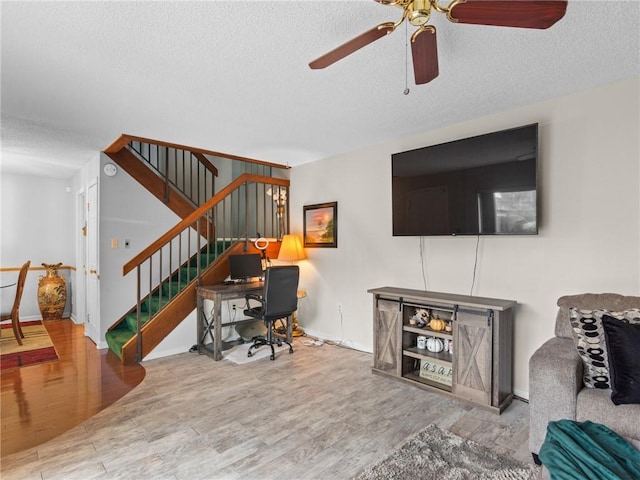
[244,265,299,361]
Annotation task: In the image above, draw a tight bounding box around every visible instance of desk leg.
[196,294,203,353]
[287,313,293,344]
[213,294,223,361]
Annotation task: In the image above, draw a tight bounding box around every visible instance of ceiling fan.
[309,0,568,85]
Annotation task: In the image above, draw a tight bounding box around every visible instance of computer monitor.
[228,254,263,283]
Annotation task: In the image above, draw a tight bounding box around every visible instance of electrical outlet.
[337,303,343,313]
[232,304,236,310]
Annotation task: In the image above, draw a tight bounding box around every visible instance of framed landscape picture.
[303,202,337,248]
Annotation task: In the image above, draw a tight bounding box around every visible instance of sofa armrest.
[529,336,583,455]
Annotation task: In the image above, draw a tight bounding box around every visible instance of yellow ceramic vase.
[38,263,66,320]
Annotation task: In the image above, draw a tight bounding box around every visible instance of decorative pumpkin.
[429,318,446,331]
[426,337,444,353]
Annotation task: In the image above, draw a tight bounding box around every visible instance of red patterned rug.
[0,320,59,370]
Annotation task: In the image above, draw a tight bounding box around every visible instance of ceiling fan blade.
[309,22,396,69]
[412,26,439,84]
[448,0,568,29]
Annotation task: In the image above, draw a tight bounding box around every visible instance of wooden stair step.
[105,325,135,360]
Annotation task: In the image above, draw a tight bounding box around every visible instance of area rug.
[0,320,59,370]
[354,424,539,480]
[222,341,289,365]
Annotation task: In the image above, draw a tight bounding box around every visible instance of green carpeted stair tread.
[189,256,216,269]
[162,281,186,297]
[105,328,135,359]
[175,266,199,283]
[124,311,152,332]
[140,295,171,314]
[211,241,228,255]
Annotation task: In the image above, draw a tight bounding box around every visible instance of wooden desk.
[196,282,272,361]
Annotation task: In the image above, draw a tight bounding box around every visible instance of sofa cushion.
[602,315,640,405]
[569,308,640,389]
[576,388,640,441]
[556,293,640,339]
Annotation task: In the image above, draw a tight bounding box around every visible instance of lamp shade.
[277,234,307,261]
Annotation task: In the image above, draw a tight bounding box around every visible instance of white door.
[76,189,87,327]
[86,179,100,344]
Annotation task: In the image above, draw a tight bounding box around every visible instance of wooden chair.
[1,261,31,345]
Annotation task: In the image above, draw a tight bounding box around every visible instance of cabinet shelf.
[403,347,452,364]
[403,325,452,340]
[404,370,453,392]
[403,301,456,314]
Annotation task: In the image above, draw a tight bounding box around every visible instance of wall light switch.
[111,238,118,249]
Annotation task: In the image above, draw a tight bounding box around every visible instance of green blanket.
[539,420,640,480]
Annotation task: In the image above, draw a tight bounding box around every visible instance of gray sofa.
[529,293,640,458]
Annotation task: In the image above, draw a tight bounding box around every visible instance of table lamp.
[277,234,307,336]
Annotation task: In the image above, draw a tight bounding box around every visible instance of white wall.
[0,173,75,319]
[98,154,197,350]
[290,77,640,399]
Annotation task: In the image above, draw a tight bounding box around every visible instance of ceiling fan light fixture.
[408,0,431,26]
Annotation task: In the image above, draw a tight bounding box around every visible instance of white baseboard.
[20,312,73,322]
[301,327,372,354]
[514,388,529,401]
[143,345,193,361]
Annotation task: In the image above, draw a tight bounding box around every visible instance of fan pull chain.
[404,21,410,95]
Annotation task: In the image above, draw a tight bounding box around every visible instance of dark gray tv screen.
[392,123,538,236]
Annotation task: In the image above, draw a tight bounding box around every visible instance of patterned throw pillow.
[568,308,640,389]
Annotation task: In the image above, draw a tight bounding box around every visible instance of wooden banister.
[193,152,218,177]
[122,173,289,276]
[104,134,289,170]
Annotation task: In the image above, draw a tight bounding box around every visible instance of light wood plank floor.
[1,322,534,480]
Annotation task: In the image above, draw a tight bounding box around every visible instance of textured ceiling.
[1,0,639,179]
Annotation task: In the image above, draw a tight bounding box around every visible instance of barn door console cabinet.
[368,287,516,414]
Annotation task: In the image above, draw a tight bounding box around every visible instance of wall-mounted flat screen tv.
[392,123,538,236]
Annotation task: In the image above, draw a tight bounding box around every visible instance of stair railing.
[127,140,221,207]
[122,173,290,362]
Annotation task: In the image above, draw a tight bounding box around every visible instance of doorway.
[86,179,99,344]
[75,188,87,326]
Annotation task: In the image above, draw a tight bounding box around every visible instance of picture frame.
[303,202,338,248]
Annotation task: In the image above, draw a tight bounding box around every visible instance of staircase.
[103,136,290,364]
[104,134,281,219]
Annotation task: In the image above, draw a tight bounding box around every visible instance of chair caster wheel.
[270,354,275,360]
[247,351,253,357]
[289,348,293,354]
